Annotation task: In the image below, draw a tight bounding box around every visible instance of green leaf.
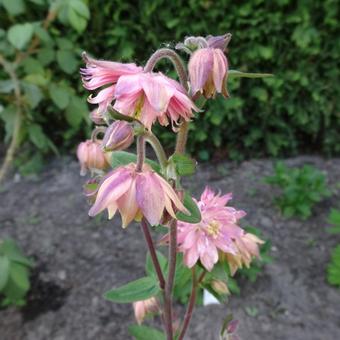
[9,262,30,292]
[28,124,49,151]
[65,96,87,128]
[49,83,70,110]
[170,153,196,176]
[128,325,165,340]
[176,192,201,224]
[110,151,160,173]
[145,251,167,277]
[104,277,160,303]
[7,24,34,50]
[0,256,10,291]
[228,70,273,78]
[328,209,340,234]
[68,0,90,33]
[0,80,14,93]
[22,83,43,109]
[56,50,78,74]
[37,48,55,66]
[327,245,340,287]
[1,0,25,16]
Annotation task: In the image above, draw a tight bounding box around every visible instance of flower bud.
[89,109,106,125]
[76,140,108,176]
[133,297,159,325]
[102,121,134,151]
[211,280,230,295]
[206,33,232,51]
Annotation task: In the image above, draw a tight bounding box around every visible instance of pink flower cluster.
[176,187,263,272]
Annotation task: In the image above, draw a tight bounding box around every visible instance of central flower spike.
[113,72,198,130]
[88,163,187,227]
[176,186,263,272]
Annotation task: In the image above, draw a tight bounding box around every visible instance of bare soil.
[0,156,339,340]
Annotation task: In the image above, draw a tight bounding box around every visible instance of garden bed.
[0,156,339,340]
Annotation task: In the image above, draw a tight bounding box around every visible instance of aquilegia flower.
[81,53,143,114]
[77,140,109,176]
[88,163,187,227]
[113,72,198,130]
[188,37,229,98]
[133,297,159,325]
[176,187,263,272]
[102,121,134,151]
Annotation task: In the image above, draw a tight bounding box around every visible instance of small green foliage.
[169,153,196,177]
[104,276,160,303]
[327,209,340,234]
[327,245,340,288]
[176,192,202,224]
[265,162,330,219]
[0,239,33,307]
[128,325,165,340]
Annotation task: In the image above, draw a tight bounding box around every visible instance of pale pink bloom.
[188,47,228,98]
[88,163,187,227]
[113,72,198,130]
[102,121,134,151]
[176,187,263,272]
[81,53,143,113]
[77,140,109,176]
[133,297,159,325]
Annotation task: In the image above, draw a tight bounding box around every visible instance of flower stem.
[178,267,197,340]
[136,135,145,172]
[144,131,168,171]
[144,48,188,90]
[140,219,165,289]
[175,121,189,155]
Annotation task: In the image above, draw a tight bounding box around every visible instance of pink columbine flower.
[80,53,143,114]
[113,72,198,130]
[77,140,109,176]
[88,163,187,227]
[176,187,263,272]
[188,46,228,98]
[133,297,159,325]
[102,121,134,151]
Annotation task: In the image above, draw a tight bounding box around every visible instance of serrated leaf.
[7,24,34,50]
[2,0,25,16]
[104,277,160,303]
[176,192,201,224]
[228,70,273,78]
[68,0,90,33]
[128,325,165,340]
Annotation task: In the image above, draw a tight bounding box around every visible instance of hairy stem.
[144,48,188,90]
[178,267,197,340]
[136,135,145,172]
[144,131,168,171]
[0,55,22,183]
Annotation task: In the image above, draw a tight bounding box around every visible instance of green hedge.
[1,0,339,170]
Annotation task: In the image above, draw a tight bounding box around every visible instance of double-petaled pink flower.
[176,187,263,272]
[113,72,198,130]
[88,163,187,227]
[81,53,143,114]
[188,41,229,98]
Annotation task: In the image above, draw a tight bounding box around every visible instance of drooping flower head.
[133,297,159,325]
[80,53,143,114]
[102,121,134,151]
[113,72,198,130]
[176,187,263,272]
[88,163,187,227]
[77,140,109,176]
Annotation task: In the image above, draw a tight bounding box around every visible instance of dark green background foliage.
[1,0,339,168]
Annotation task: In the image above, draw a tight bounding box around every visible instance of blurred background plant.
[0,239,34,307]
[0,0,91,179]
[0,0,340,178]
[265,162,330,219]
[326,209,340,288]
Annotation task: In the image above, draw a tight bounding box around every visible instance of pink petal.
[136,173,165,226]
[212,49,228,93]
